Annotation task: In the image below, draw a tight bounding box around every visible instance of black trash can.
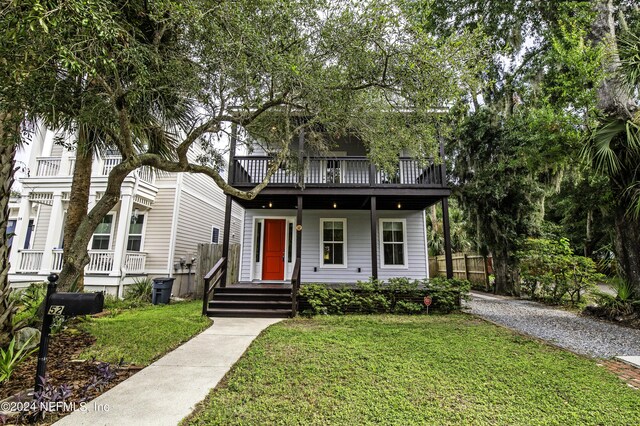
[152,277,175,305]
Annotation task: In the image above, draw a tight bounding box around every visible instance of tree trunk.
[591,0,640,289]
[0,111,20,345]
[56,162,134,291]
[493,248,519,296]
[613,203,640,291]
[60,127,93,291]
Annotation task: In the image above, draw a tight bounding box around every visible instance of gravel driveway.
[466,292,640,359]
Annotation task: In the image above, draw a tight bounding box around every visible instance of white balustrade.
[18,250,44,273]
[36,158,61,177]
[86,250,115,273]
[51,249,64,272]
[124,252,147,274]
[101,156,121,176]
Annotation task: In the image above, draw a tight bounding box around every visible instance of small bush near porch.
[299,277,469,315]
[185,315,640,425]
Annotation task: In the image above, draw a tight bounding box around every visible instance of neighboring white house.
[8,123,243,296]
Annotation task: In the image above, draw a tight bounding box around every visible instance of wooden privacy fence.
[195,243,240,298]
[432,253,492,288]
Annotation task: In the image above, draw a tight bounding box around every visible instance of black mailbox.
[47,292,104,317]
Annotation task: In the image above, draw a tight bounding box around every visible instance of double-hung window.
[127,215,145,251]
[320,219,346,267]
[380,219,407,267]
[91,214,114,250]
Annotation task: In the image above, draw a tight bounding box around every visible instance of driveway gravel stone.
[466,291,640,359]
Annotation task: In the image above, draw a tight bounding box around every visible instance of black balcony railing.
[231,156,444,188]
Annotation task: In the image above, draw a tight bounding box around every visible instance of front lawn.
[186,315,640,425]
[79,301,211,365]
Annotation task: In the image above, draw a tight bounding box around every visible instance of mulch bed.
[0,328,142,424]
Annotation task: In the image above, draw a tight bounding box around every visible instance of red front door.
[262,219,286,280]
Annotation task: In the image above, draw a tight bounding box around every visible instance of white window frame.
[126,213,146,252]
[379,218,408,269]
[319,218,347,269]
[91,213,115,250]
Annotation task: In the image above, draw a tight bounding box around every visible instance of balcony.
[231,156,444,188]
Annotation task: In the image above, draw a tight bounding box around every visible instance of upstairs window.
[380,219,407,267]
[320,219,346,267]
[91,214,113,250]
[127,214,145,251]
[211,227,220,244]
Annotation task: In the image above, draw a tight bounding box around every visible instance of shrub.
[518,238,602,306]
[124,278,153,303]
[0,335,38,383]
[11,282,47,328]
[299,277,470,315]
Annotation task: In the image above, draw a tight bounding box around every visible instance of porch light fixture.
[397,202,402,209]
[333,202,337,208]
[268,201,273,208]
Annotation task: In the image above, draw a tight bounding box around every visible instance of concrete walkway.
[55,317,282,426]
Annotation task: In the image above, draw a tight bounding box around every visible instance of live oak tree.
[4,0,483,292]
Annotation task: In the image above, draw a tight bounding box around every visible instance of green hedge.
[298,277,470,315]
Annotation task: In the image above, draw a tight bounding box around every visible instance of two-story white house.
[204,128,455,317]
[8,123,243,296]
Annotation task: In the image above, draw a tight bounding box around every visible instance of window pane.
[95,215,113,234]
[127,236,141,251]
[383,244,394,265]
[129,215,144,234]
[332,243,343,264]
[288,223,293,263]
[92,235,110,250]
[255,222,262,263]
[333,228,343,241]
[383,230,392,242]
[323,227,333,242]
[393,244,404,264]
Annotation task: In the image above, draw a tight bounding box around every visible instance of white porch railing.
[51,249,64,272]
[124,252,147,274]
[101,156,120,176]
[86,250,114,274]
[136,167,154,184]
[36,157,61,176]
[67,157,76,175]
[18,250,44,273]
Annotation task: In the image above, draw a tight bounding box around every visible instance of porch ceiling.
[232,190,450,210]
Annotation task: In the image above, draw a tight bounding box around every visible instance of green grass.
[79,301,210,365]
[186,315,640,426]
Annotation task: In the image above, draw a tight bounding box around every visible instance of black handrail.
[291,257,301,316]
[202,257,227,315]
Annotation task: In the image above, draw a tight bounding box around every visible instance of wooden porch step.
[209,300,292,310]
[206,308,292,318]
[213,292,291,301]
[215,286,291,294]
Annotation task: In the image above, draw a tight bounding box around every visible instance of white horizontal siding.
[144,187,177,272]
[31,205,51,250]
[240,209,428,283]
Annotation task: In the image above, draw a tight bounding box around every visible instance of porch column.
[110,193,133,286]
[441,198,454,279]
[39,192,63,274]
[220,123,237,287]
[220,195,232,288]
[8,195,32,273]
[370,196,378,280]
[296,195,302,283]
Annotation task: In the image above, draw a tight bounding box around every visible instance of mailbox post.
[34,273,104,393]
